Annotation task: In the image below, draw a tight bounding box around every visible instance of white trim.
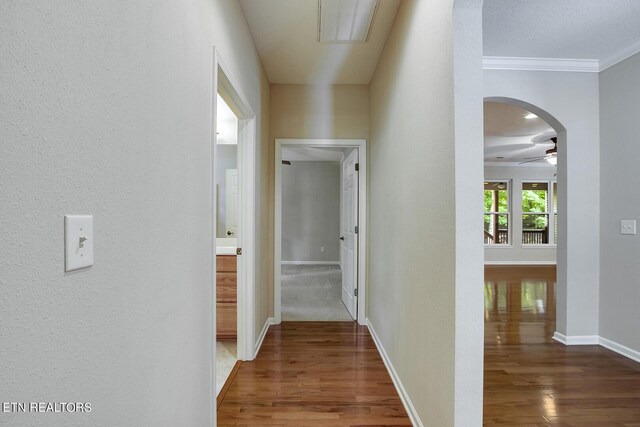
[599,336,640,363]
[484,161,556,168]
[600,38,640,71]
[367,319,423,427]
[281,261,341,265]
[483,56,600,73]
[213,48,257,367]
[210,47,218,427]
[552,332,599,345]
[553,333,640,364]
[254,317,275,357]
[484,38,640,74]
[274,139,368,326]
[485,260,556,265]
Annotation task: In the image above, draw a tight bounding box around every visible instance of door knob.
[227,231,233,236]
[339,236,344,241]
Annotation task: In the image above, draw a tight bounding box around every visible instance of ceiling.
[239,0,401,84]
[484,102,556,165]
[483,0,640,60]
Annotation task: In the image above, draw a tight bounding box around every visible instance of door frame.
[274,138,368,325]
[211,48,257,419]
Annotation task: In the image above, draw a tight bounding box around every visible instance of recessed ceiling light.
[319,0,379,43]
[524,112,538,120]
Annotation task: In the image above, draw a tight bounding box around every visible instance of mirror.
[216,94,239,241]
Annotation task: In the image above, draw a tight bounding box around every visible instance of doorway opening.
[211,50,258,415]
[214,93,239,401]
[274,139,368,325]
[482,97,566,342]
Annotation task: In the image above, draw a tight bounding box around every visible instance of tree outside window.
[484,181,509,244]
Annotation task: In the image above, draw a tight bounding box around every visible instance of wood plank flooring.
[484,266,640,426]
[217,322,411,427]
[217,267,640,426]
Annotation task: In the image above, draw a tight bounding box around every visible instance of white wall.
[282,161,341,263]
[216,144,238,237]
[370,1,483,425]
[484,70,600,338]
[485,165,557,264]
[599,51,640,355]
[0,1,269,425]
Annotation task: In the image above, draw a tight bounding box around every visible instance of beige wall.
[267,84,370,316]
[369,0,461,425]
[270,84,370,139]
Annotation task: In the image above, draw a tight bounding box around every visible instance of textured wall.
[599,51,640,354]
[282,162,340,262]
[0,1,269,425]
[369,0,460,424]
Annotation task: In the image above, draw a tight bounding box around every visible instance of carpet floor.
[281,264,354,321]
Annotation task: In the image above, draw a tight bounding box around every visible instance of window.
[522,181,556,245]
[553,182,558,244]
[484,181,509,245]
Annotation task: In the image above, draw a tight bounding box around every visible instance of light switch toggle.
[65,215,94,271]
[621,220,636,235]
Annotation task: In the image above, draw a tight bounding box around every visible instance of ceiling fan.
[519,137,557,165]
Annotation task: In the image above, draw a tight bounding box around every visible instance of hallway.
[484,266,640,425]
[217,322,411,426]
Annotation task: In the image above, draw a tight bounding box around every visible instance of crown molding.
[483,56,600,73]
[599,38,640,71]
[484,38,640,73]
[484,161,556,168]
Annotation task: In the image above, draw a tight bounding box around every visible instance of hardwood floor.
[217,322,411,427]
[484,266,640,426]
[217,267,640,426]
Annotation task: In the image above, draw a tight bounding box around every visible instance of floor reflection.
[484,266,556,345]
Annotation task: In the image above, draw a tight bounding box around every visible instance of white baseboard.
[367,319,423,427]
[599,336,640,363]
[281,261,340,265]
[553,332,640,364]
[485,261,556,266]
[254,317,275,358]
[552,332,599,345]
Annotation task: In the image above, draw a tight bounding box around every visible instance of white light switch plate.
[621,219,636,235]
[65,215,93,271]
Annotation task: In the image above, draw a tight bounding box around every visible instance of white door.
[226,169,239,237]
[341,149,358,320]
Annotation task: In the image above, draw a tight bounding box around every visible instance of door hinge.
[354,225,359,234]
[236,247,242,255]
[354,288,358,297]
[355,163,359,172]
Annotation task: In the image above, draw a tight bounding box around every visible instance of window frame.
[521,179,557,247]
[484,179,512,247]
